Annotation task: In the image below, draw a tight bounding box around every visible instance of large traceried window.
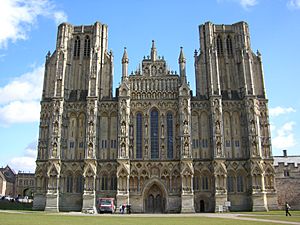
[150,109,159,159]
[237,175,244,192]
[226,35,233,56]
[227,175,234,193]
[110,176,117,190]
[217,35,223,56]
[84,36,91,57]
[202,176,209,190]
[101,175,108,190]
[66,176,73,193]
[76,175,83,193]
[167,112,173,159]
[74,36,80,57]
[136,113,143,159]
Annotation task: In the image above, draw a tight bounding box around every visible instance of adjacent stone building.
[33,21,277,213]
[274,150,300,210]
[0,166,35,198]
[16,172,35,198]
[0,166,16,197]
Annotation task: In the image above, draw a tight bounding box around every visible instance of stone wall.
[274,157,300,210]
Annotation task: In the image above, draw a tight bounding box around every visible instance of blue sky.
[0,0,299,172]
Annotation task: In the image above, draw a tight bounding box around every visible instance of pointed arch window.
[226,35,233,56]
[101,175,108,190]
[217,35,223,56]
[66,175,73,193]
[167,112,173,159]
[150,109,159,159]
[84,36,91,57]
[136,112,143,159]
[237,175,244,192]
[76,175,83,193]
[110,176,117,190]
[227,175,234,192]
[202,176,209,190]
[74,36,80,57]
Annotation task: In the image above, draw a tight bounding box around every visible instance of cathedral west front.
[33,21,277,213]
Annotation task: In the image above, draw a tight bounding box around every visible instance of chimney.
[283,149,287,157]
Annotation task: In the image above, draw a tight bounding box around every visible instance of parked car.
[4,196,14,201]
[97,198,115,214]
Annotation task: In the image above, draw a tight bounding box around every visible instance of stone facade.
[16,172,35,197]
[0,166,35,198]
[0,166,16,196]
[33,21,277,213]
[274,150,300,210]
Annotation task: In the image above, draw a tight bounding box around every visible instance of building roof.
[274,156,300,167]
[0,165,16,183]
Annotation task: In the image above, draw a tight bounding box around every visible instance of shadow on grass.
[0,200,33,211]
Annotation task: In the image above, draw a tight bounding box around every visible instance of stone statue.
[183,120,189,135]
[88,143,93,157]
[121,121,126,136]
[52,143,57,157]
[215,121,220,134]
[184,142,189,155]
[121,144,126,157]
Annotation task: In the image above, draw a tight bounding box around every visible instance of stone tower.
[34,22,113,212]
[193,22,276,211]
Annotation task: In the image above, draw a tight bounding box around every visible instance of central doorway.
[144,184,165,213]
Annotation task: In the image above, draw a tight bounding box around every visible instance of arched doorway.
[200,200,205,212]
[23,188,33,197]
[144,184,165,213]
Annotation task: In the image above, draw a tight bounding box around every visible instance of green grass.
[0,212,286,225]
[236,210,300,216]
[0,201,33,210]
[237,210,300,223]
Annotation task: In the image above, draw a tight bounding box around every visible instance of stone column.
[246,98,268,211]
[210,96,227,212]
[82,99,98,213]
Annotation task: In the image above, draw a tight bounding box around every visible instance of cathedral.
[33,21,277,213]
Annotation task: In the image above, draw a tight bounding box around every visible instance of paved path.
[1,210,300,225]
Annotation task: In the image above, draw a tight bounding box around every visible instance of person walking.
[285,202,291,216]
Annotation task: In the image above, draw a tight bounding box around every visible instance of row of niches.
[129,77,179,91]
[130,91,178,100]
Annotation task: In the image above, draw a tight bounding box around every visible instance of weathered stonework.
[274,152,300,210]
[33,21,276,213]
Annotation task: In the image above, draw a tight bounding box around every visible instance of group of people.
[119,204,131,214]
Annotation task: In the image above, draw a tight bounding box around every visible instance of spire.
[122,47,128,80]
[178,47,186,78]
[178,47,186,63]
[150,40,157,61]
[122,47,129,64]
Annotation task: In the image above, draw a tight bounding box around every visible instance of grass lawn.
[0,211,284,225]
[237,210,300,223]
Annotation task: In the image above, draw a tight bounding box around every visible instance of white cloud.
[0,65,44,104]
[0,65,44,126]
[238,0,258,8]
[272,121,297,150]
[10,141,37,172]
[0,101,41,124]
[0,0,67,48]
[269,106,296,117]
[287,0,300,9]
[217,0,258,9]
[53,11,68,25]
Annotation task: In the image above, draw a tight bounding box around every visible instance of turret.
[179,47,186,77]
[150,40,157,61]
[122,47,129,80]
